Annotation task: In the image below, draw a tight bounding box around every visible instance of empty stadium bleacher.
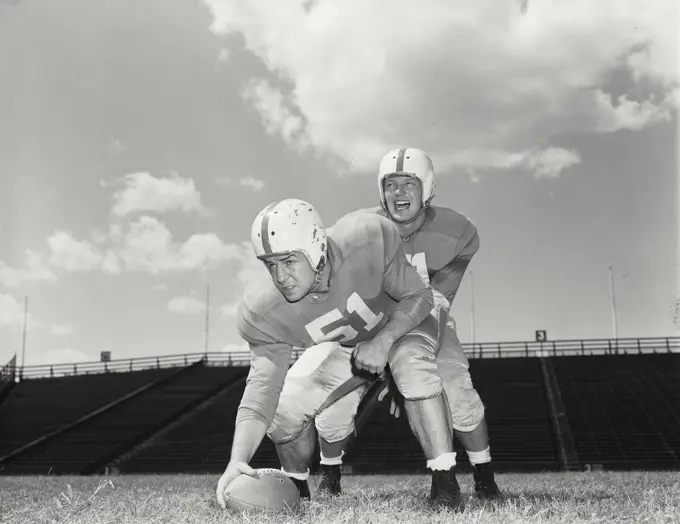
[551,354,680,469]
[0,342,678,476]
[0,362,245,475]
[0,367,176,459]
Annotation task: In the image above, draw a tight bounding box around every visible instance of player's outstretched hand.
[216,461,258,509]
[353,339,389,375]
[377,381,401,419]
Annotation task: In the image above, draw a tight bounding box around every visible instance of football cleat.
[290,477,311,500]
[473,462,502,499]
[317,464,342,496]
[429,467,463,512]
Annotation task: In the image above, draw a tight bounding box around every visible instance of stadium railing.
[11,336,679,380]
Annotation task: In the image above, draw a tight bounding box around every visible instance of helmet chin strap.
[309,256,328,293]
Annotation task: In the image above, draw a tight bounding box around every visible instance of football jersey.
[355,205,479,305]
[236,212,433,426]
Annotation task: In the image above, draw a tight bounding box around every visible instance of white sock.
[426,452,457,471]
[281,467,309,481]
[320,451,344,466]
[467,447,491,465]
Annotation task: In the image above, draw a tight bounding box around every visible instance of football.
[224,468,302,513]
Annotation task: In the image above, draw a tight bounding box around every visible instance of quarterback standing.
[216,199,462,510]
[316,148,501,499]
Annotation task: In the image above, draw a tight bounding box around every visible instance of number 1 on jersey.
[347,292,384,332]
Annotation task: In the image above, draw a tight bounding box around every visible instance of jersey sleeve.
[430,221,480,304]
[235,302,293,427]
[379,217,434,325]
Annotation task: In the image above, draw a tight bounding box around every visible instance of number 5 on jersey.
[305,292,384,344]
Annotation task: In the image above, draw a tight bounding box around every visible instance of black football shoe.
[473,462,501,499]
[290,478,311,500]
[317,464,342,496]
[430,467,463,512]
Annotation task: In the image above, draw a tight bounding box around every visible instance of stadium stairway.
[0,367,177,460]
[119,369,254,473]
[0,362,244,475]
[112,366,248,473]
[551,353,680,470]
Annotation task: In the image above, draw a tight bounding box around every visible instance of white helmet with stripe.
[378,148,436,209]
[251,199,327,270]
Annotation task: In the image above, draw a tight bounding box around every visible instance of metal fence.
[5,337,678,380]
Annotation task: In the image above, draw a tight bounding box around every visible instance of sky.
[0,0,678,367]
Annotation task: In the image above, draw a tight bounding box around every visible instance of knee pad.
[389,336,443,401]
[315,384,367,443]
[268,398,311,445]
[446,373,485,432]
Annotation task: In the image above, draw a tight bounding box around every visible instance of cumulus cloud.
[220,241,269,314]
[0,251,57,287]
[216,175,266,190]
[112,172,204,217]
[48,232,108,272]
[202,0,678,176]
[168,296,206,315]
[239,176,265,191]
[118,216,242,274]
[0,293,28,328]
[221,301,240,317]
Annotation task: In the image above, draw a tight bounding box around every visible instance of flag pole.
[469,271,476,347]
[204,284,210,357]
[20,296,28,377]
[608,265,619,339]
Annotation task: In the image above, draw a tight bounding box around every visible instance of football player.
[216,199,462,511]
[315,148,501,499]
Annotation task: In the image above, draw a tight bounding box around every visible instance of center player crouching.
[216,199,462,511]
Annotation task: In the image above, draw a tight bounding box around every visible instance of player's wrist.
[374,329,397,352]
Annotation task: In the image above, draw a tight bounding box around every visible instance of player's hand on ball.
[377,382,401,418]
[353,339,389,375]
[216,461,258,509]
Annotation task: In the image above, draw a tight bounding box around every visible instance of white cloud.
[48,231,107,272]
[50,323,74,336]
[168,296,207,315]
[0,293,27,328]
[453,147,582,179]
[153,283,168,291]
[242,78,308,150]
[215,47,231,70]
[239,176,265,191]
[120,216,242,274]
[0,251,57,287]
[203,0,679,176]
[101,251,122,274]
[112,172,204,217]
[221,301,240,317]
[216,175,266,191]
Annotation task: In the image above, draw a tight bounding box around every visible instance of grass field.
[1,471,679,524]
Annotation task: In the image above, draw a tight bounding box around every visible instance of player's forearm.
[376,288,434,347]
[229,417,268,464]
